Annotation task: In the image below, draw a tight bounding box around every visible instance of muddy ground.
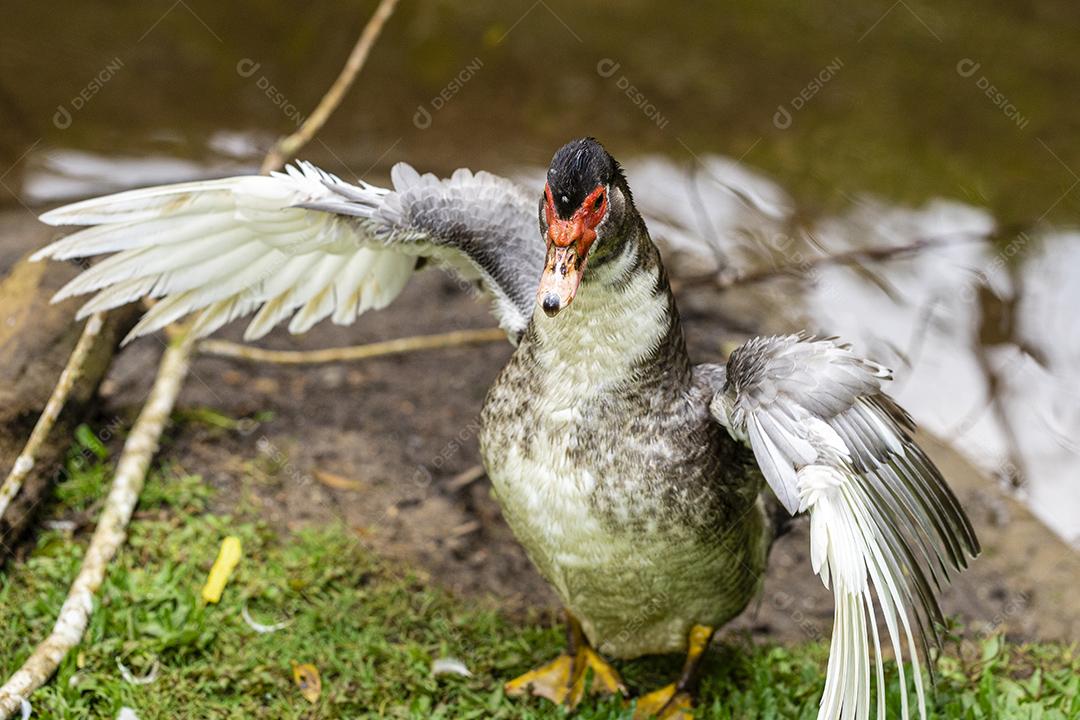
[4,211,1078,647]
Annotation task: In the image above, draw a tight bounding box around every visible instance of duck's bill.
[536,244,586,317]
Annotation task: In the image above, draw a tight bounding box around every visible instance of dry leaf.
[313,469,365,491]
[292,661,322,703]
[201,536,242,603]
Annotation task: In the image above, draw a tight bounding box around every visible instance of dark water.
[1,0,1077,542]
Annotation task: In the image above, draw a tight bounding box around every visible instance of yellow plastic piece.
[201,536,242,603]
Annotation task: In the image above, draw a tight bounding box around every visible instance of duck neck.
[527,224,691,397]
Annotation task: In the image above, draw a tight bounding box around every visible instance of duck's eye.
[593,194,605,211]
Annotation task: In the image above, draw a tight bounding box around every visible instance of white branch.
[259,0,401,174]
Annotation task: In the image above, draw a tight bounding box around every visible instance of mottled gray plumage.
[713,335,890,514]
[480,228,770,657]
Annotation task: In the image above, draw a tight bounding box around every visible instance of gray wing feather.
[301,162,543,337]
[712,331,979,563]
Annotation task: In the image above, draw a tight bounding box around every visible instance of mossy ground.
[0,431,1076,719]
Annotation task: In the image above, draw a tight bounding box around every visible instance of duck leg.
[505,609,627,707]
[632,624,715,720]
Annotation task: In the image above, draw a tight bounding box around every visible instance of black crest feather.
[546,137,623,219]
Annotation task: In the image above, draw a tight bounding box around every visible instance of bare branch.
[259,0,401,174]
[0,313,105,523]
[447,464,487,491]
[199,328,507,365]
[677,232,989,291]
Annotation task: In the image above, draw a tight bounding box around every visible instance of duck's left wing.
[708,333,979,720]
[34,161,544,344]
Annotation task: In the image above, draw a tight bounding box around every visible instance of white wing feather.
[712,334,978,720]
[34,162,410,344]
[35,160,543,343]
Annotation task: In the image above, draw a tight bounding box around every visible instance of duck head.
[536,137,637,317]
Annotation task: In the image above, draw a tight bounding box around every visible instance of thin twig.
[0,313,105,523]
[447,464,486,491]
[680,232,989,290]
[685,163,729,274]
[199,328,506,365]
[259,0,401,174]
[0,333,195,717]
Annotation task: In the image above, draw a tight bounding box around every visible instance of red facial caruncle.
[536,183,607,317]
[544,184,607,255]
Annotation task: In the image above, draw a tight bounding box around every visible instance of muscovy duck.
[35,137,978,719]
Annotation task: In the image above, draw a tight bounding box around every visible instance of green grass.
[0,441,1076,719]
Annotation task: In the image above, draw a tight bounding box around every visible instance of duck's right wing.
[709,334,980,720]
[35,161,544,343]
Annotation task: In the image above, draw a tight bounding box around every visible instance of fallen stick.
[0,314,104,524]
[0,333,194,717]
[198,327,506,365]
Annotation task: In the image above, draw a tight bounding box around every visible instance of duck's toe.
[505,646,627,708]
[504,654,574,704]
[631,683,695,719]
[568,647,628,705]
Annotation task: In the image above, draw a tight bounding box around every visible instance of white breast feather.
[531,268,669,407]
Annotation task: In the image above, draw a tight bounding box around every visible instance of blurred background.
[1,0,1077,675]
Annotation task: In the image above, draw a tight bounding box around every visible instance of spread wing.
[34,161,544,343]
[709,333,979,720]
